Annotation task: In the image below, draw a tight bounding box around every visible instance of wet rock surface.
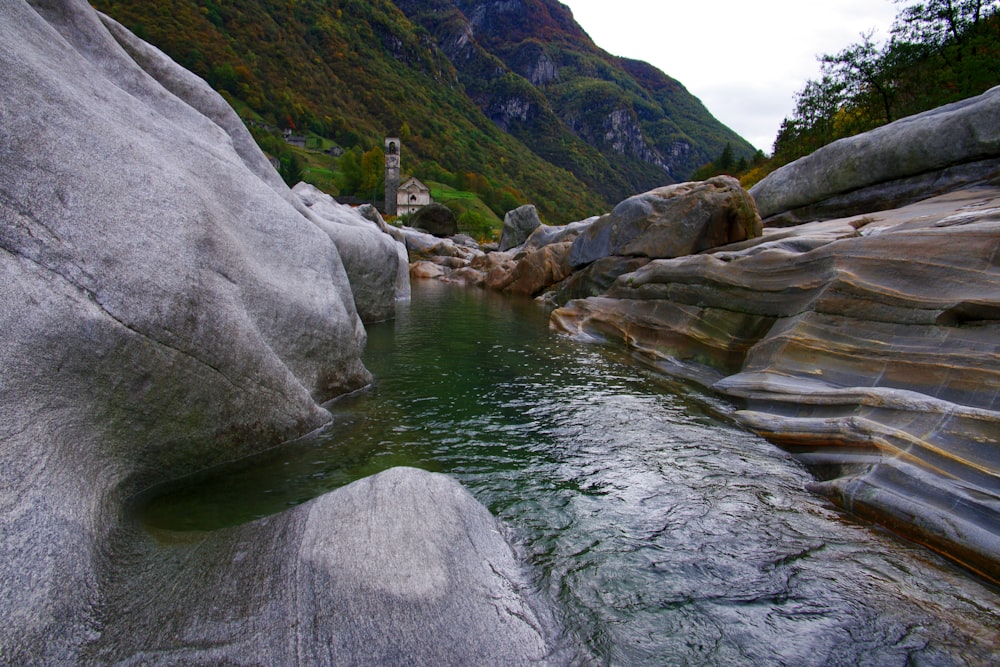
[552,186,1000,580]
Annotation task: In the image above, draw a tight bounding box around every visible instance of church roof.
[398,176,429,193]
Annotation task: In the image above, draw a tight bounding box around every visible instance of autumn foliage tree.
[771,0,999,167]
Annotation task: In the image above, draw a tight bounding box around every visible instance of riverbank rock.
[750,85,1000,226]
[552,185,1000,581]
[499,204,542,251]
[293,183,410,323]
[0,2,559,663]
[569,176,762,268]
[505,242,575,296]
[411,202,459,237]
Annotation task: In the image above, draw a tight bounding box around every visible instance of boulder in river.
[568,176,762,268]
[411,202,459,237]
[93,467,562,665]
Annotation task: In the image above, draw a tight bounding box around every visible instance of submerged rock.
[552,186,1000,581]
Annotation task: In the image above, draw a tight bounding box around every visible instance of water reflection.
[140,282,1000,665]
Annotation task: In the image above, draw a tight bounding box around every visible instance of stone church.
[384,137,432,216]
[396,176,432,215]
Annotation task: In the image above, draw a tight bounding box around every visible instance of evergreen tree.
[278,153,303,187]
[337,147,363,196]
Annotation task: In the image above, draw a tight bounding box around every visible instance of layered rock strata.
[552,187,1000,581]
[0,1,557,663]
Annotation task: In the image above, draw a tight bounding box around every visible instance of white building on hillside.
[396,176,432,215]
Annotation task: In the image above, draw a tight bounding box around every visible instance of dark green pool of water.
[139,282,1000,665]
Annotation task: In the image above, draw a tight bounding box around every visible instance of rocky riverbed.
[404,87,1000,583]
[2,0,998,663]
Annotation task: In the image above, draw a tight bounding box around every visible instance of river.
[142,281,1000,665]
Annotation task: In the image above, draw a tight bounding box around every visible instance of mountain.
[92,0,754,220]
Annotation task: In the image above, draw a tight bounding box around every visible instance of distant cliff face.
[400,0,753,198]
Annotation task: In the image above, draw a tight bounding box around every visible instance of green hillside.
[93,0,754,221]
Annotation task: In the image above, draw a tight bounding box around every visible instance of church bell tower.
[384,137,400,216]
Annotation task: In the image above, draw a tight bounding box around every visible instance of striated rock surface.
[0,1,560,663]
[552,186,1000,581]
[751,85,1000,226]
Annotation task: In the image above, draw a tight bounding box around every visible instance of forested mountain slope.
[93,0,752,218]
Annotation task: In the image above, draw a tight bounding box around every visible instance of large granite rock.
[92,467,562,666]
[293,182,411,323]
[751,85,1000,225]
[552,186,1000,581]
[499,204,542,251]
[505,242,574,297]
[569,176,762,268]
[0,2,558,663]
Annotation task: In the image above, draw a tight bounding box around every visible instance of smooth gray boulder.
[499,204,542,251]
[750,85,1000,225]
[92,467,563,666]
[0,2,366,662]
[523,217,597,251]
[294,183,411,322]
[0,2,559,663]
[568,176,762,268]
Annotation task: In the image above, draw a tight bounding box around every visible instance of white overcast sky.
[562,0,900,153]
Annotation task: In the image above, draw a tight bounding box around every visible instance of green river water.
[141,281,1000,665]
